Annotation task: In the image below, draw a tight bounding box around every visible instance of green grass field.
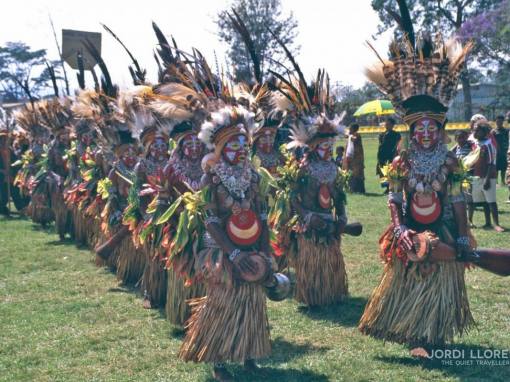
[1,137,509,381]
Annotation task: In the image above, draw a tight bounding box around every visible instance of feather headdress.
[270,68,346,149]
[36,98,73,136]
[364,0,472,126]
[13,103,49,139]
[117,85,156,140]
[199,105,256,156]
[149,82,208,136]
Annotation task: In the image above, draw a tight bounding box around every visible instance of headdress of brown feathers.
[13,103,50,139]
[36,98,73,137]
[117,85,157,141]
[364,0,472,127]
[270,64,345,149]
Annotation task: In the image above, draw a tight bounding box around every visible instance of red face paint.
[256,130,275,154]
[181,133,203,160]
[222,134,249,165]
[149,137,168,161]
[413,118,440,149]
[121,146,138,168]
[314,139,334,161]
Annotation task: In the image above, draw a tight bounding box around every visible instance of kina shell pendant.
[227,209,262,247]
[318,184,332,209]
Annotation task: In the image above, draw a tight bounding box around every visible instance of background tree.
[458,0,510,111]
[216,0,299,83]
[0,42,58,103]
[371,0,504,120]
[332,82,384,125]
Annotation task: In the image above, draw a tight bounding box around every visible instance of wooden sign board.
[62,29,101,70]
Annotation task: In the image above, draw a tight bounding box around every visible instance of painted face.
[256,130,276,154]
[413,118,440,149]
[222,134,249,165]
[80,131,94,147]
[181,133,203,160]
[121,145,138,169]
[314,139,334,161]
[149,137,168,161]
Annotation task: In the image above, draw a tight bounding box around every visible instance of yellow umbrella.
[353,100,395,116]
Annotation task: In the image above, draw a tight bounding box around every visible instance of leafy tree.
[0,42,58,103]
[458,0,510,65]
[333,82,384,125]
[216,0,299,83]
[370,0,505,120]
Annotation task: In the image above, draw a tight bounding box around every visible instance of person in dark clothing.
[0,132,11,215]
[335,146,344,168]
[344,124,365,193]
[451,130,475,226]
[377,117,401,193]
[492,115,509,185]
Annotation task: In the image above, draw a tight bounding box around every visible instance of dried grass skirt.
[166,270,206,326]
[293,234,348,306]
[52,191,72,239]
[28,192,54,225]
[359,258,474,346]
[140,249,167,307]
[115,237,144,285]
[180,280,271,363]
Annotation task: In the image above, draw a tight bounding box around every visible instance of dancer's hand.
[455,236,474,261]
[234,252,257,275]
[397,227,415,252]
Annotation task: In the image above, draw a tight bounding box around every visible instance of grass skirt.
[293,234,348,306]
[180,279,271,363]
[27,193,54,225]
[166,270,206,327]
[52,191,72,239]
[71,206,89,247]
[359,258,474,346]
[140,249,167,307]
[115,237,144,285]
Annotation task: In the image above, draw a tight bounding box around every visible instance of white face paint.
[222,134,249,165]
[315,139,334,160]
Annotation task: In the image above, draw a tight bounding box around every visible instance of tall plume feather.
[83,38,117,97]
[266,25,311,110]
[46,61,59,97]
[152,21,175,67]
[76,52,86,90]
[102,23,146,85]
[395,0,415,49]
[228,8,262,83]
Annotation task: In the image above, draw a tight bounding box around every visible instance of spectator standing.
[492,115,508,185]
[451,130,475,226]
[343,124,365,193]
[376,117,401,193]
[468,121,504,232]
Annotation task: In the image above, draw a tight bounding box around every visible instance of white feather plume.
[198,105,256,149]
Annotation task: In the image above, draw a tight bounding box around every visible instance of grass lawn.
[1,137,509,381]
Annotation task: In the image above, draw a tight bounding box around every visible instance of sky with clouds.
[0,0,392,92]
